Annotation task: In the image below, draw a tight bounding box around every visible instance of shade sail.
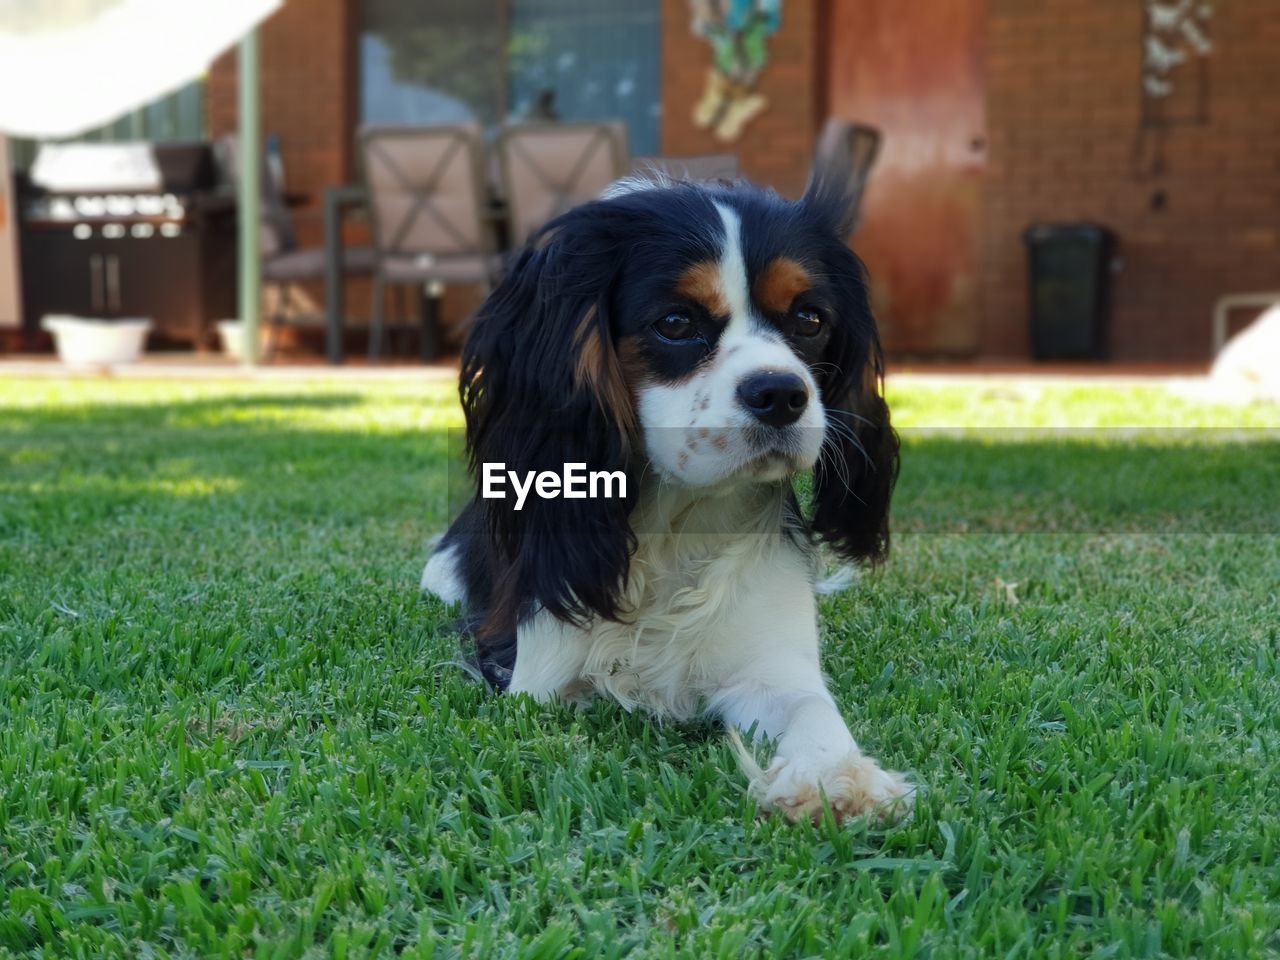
[0,0,280,138]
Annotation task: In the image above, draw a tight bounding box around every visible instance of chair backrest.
[358,123,493,258]
[212,133,296,255]
[498,121,628,244]
[811,119,883,234]
[629,153,740,183]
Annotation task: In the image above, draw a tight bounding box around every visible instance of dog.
[421,169,912,822]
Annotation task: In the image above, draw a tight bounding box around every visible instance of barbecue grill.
[17,142,236,348]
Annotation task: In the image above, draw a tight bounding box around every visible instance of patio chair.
[214,135,376,360]
[628,153,740,183]
[497,121,629,246]
[359,123,503,360]
[810,119,882,236]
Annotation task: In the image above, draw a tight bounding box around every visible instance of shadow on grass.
[0,392,455,541]
[0,391,375,432]
[0,397,1275,536]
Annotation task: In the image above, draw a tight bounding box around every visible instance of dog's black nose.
[737,371,809,427]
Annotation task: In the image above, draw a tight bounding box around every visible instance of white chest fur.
[513,483,818,720]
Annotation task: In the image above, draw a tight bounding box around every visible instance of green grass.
[1,376,1277,958]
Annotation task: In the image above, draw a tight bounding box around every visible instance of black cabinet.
[18,227,98,325]
[20,216,235,348]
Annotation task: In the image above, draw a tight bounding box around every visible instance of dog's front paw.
[753,750,914,824]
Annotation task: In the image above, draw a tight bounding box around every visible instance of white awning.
[0,0,280,139]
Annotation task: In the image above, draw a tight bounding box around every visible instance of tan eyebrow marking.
[753,256,813,315]
[675,261,730,318]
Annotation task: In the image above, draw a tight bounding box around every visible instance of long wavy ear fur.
[811,338,898,563]
[803,165,900,563]
[460,217,638,641]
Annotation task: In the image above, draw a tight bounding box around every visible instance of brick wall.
[983,0,1280,361]
[206,1,1278,361]
[208,0,353,250]
[660,0,821,199]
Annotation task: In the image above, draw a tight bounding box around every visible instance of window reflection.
[360,0,660,154]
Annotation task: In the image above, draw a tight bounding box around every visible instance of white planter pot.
[216,320,248,360]
[42,315,152,369]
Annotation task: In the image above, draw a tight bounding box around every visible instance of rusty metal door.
[826,0,987,356]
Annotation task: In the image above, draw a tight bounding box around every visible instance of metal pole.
[237,28,261,366]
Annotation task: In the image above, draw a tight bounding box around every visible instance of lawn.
[0,375,1277,959]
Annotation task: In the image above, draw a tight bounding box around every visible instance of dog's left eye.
[654,313,698,342]
[793,308,823,337]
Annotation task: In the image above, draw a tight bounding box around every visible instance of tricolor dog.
[422,169,912,822]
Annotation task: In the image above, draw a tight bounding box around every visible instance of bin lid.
[1022,222,1115,244]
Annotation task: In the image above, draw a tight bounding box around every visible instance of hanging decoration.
[688,0,781,143]
[1141,0,1213,114]
[1135,1,1214,177]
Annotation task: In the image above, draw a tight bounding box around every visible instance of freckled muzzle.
[636,342,828,487]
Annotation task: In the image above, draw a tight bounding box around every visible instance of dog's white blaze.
[713,201,752,338]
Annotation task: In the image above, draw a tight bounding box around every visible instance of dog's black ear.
[803,123,880,241]
[803,153,859,242]
[810,334,898,563]
[460,216,637,639]
[801,183,899,563]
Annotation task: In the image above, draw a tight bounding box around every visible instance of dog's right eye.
[654,313,697,342]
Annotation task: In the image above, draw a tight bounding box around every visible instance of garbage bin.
[1023,223,1116,360]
